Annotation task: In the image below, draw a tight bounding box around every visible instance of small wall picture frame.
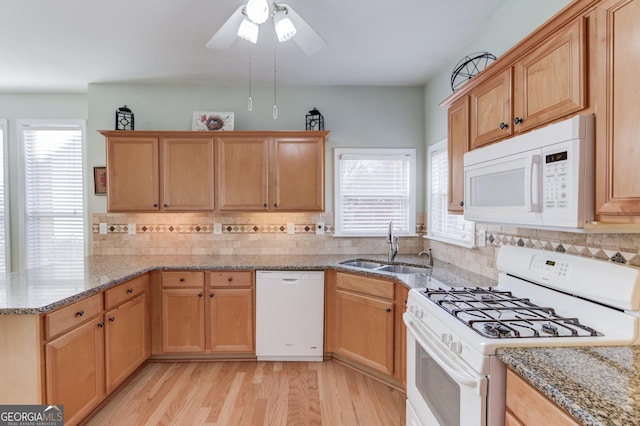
[94,167,107,195]
[192,111,234,131]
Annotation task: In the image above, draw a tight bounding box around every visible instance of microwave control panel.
[543,150,569,209]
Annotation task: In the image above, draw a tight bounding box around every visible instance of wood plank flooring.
[85,361,406,425]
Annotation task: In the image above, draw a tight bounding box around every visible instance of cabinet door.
[160,137,215,211]
[594,0,640,220]
[448,97,470,213]
[105,294,149,393]
[513,18,586,132]
[216,136,269,211]
[208,287,254,353]
[470,69,513,149]
[106,137,159,212]
[271,136,325,211]
[45,317,105,426]
[334,290,394,375]
[161,289,205,353]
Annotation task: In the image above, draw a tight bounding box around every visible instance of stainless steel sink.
[375,264,429,274]
[339,259,429,275]
[340,260,385,269]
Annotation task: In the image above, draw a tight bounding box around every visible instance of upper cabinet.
[216,132,327,212]
[592,0,640,221]
[103,133,214,212]
[101,130,328,213]
[447,97,470,213]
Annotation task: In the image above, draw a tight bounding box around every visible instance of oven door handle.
[404,312,481,390]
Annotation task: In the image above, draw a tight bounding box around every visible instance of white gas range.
[404,245,640,426]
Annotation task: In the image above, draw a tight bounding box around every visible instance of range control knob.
[449,341,463,354]
[441,333,452,345]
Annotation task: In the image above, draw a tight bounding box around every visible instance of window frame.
[334,147,417,237]
[16,119,88,271]
[426,139,475,248]
[0,119,9,272]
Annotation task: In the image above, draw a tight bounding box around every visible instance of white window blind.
[20,121,85,269]
[0,120,7,272]
[427,140,474,247]
[335,148,416,237]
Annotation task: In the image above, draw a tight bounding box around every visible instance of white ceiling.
[0,0,510,93]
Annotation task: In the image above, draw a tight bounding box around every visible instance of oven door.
[404,312,488,426]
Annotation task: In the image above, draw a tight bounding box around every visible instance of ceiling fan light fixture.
[237,18,259,43]
[245,0,270,24]
[274,9,296,42]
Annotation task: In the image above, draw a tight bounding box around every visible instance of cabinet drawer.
[336,272,394,299]
[209,271,253,287]
[105,274,149,309]
[45,293,103,340]
[161,271,204,288]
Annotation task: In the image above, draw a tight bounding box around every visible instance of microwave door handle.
[525,154,542,212]
[403,313,481,389]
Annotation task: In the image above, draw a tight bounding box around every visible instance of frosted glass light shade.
[245,0,270,24]
[274,10,296,42]
[237,18,259,43]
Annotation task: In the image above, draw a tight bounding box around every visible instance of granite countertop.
[0,253,496,314]
[497,346,640,426]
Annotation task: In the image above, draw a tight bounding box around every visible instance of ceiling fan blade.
[205,5,245,50]
[278,3,327,56]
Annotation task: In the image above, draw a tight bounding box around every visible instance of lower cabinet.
[505,368,580,425]
[327,270,408,387]
[45,315,105,426]
[159,270,254,354]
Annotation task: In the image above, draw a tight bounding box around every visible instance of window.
[335,148,416,237]
[427,139,474,247]
[18,120,86,270]
[0,120,8,272]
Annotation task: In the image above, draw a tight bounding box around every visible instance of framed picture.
[94,167,107,195]
[192,111,234,131]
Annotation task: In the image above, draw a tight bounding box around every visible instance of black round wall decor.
[450,52,497,92]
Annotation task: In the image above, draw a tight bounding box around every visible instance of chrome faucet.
[387,220,399,262]
[418,248,434,268]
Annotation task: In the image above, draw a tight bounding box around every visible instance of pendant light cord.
[248,46,253,111]
[273,39,278,119]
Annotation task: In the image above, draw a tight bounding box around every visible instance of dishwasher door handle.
[281,278,300,284]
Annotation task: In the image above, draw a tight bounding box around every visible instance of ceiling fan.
[205,0,327,56]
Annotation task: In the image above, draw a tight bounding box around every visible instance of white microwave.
[463,114,594,231]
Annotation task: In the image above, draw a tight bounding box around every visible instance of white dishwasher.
[256,270,324,361]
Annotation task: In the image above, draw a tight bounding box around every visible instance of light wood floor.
[85,361,406,425]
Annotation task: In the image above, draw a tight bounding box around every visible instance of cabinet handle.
[209,293,214,298]
[97,322,105,328]
[386,308,392,313]
[263,203,268,208]
[109,316,116,322]
[227,277,233,282]
[127,288,134,294]
[459,201,464,207]
[274,203,279,208]
[179,278,185,282]
[76,310,85,317]
[198,293,203,298]
[513,117,523,125]
[153,204,158,208]
[163,204,168,208]
[499,122,508,130]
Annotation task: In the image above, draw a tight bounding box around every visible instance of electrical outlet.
[287,223,295,234]
[99,223,107,235]
[214,223,222,235]
[128,224,136,235]
[478,230,486,247]
[316,222,325,235]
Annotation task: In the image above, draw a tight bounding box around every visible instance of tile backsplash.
[92,213,640,280]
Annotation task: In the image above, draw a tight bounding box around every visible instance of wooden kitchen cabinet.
[216,132,327,211]
[102,132,215,212]
[104,291,150,393]
[470,68,513,149]
[45,315,105,426]
[333,272,396,376]
[161,288,206,353]
[505,368,580,425]
[207,271,254,353]
[447,96,470,213]
[592,0,640,221]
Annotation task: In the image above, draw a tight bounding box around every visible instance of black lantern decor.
[115,105,134,130]
[305,107,324,131]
